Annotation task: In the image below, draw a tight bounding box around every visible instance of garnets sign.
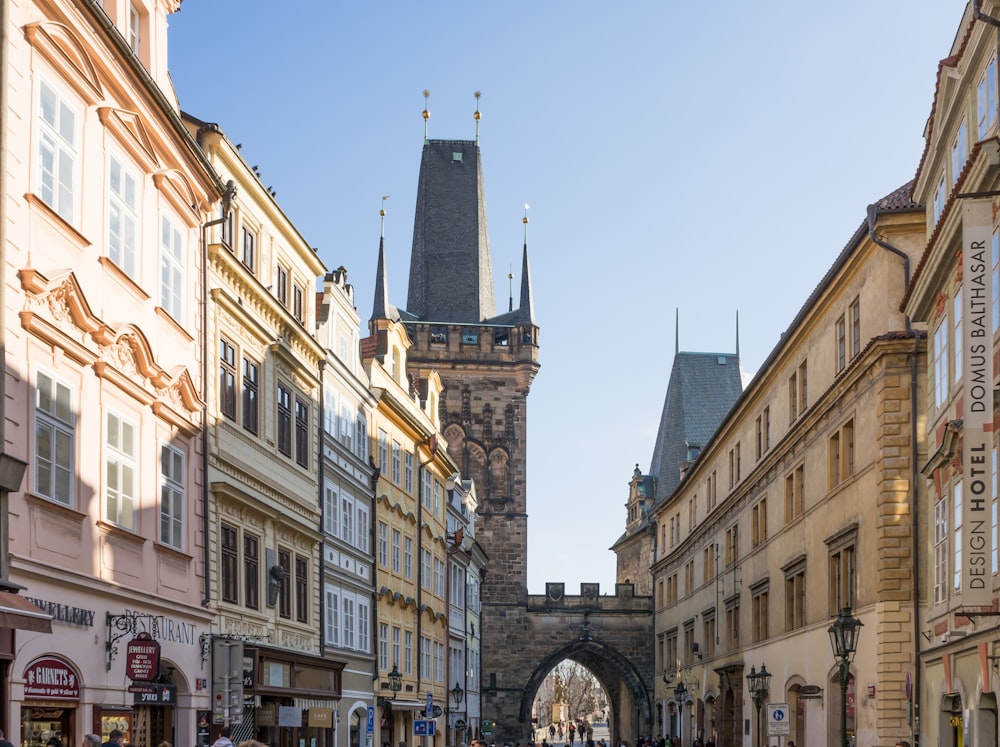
[125,632,160,681]
[24,656,79,700]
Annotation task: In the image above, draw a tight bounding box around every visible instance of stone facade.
[641,198,926,747]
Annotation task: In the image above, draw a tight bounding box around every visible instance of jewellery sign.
[126,632,161,681]
[23,656,80,700]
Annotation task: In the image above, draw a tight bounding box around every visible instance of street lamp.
[746,664,770,747]
[377,664,402,708]
[674,681,687,743]
[447,681,465,746]
[829,606,863,747]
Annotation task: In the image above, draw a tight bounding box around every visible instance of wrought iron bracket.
[106,611,162,671]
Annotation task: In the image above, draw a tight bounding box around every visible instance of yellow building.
[365,231,459,747]
[905,3,1000,744]
[644,192,926,747]
[186,116,340,744]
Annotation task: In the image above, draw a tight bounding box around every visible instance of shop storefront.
[21,656,77,747]
[11,592,210,747]
[217,645,344,747]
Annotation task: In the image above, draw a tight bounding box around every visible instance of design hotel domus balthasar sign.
[126,632,160,681]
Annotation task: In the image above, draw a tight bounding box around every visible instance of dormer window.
[128,3,141,55]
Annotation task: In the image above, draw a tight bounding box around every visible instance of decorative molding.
[24,21,104,104]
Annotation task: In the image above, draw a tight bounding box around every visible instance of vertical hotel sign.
[962,199,994,606]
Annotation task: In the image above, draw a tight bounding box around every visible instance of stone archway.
[520,638,651,747]
[481,584,653,745]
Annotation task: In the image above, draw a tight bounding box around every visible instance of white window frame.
[405,630,414,675]
[160,444,184,549]
[378,521,388,567]
[159,211,185,320]
[324,480,338,536]
[105,409,137,529]
[37,77,79,224]
[325,585,340,646]
[108,152,139,280]
[34,369,74,506]
[952,119,968,185]
[933,317,949,409]
[980,56,998,139]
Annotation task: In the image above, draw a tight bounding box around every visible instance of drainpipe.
[200,178,236,607]
[318,358,326,656]
[866,204,921,727]
[974,0,1000,28]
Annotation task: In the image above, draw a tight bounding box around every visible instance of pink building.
[1,1,221,746]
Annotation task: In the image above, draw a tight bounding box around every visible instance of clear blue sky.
[169,1,966,594]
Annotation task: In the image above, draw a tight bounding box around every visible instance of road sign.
[367,706,375,734]
[414,720,437,736]
[481,721,494,736]
[426,693,434,716]
[430,705,443,718]
[767,703,790,736]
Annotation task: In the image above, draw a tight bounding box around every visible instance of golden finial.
[523,203,530,242]
[422,90,430,140]
[474,90,482,143]
[380,195,389,237]
[508,262,514,312]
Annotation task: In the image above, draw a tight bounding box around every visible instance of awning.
[0,593,53,633]
[386,699,428,711]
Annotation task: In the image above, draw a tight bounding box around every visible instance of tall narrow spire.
[735,310,740,358]
[371,197,393,322]
[422,90,430,141]
[474,90,482,144]
[519,206,535,325]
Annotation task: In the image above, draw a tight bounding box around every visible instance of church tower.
[370,101,540,734]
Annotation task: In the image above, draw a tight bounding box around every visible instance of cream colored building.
[187,118,340,744]
[365,243,460,747]
[645,194,926,747]
[1,0,220,745]
[905,3,1000,745]
[316,267,379,747]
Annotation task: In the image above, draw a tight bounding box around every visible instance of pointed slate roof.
[648,351,744,501]
[406,139,496,323]
[371,235,400,322]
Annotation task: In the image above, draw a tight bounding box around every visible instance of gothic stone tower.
[371,137,540,738]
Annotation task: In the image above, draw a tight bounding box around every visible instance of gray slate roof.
[648,351,744,501]
[406,139,496,323]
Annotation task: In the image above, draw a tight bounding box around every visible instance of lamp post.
[746,664,770,747]
[450,681,465,746]
[376,665,402,746]
[674,681,687,743]
[828,606,863,747]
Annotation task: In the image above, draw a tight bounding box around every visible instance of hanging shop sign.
[130,683,176,705]
[126,633,160,681]
[23,656,80,700]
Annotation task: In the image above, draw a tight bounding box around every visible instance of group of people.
[544,720,594,747]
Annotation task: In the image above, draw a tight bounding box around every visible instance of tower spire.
[422,89,430,141]
[675,308,679,355]
[735,310,740,358]
[519,204,535,324]
[474,90,482,144]
[371,196,392,322]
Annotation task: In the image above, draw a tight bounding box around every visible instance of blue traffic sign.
[367,706,375,733]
